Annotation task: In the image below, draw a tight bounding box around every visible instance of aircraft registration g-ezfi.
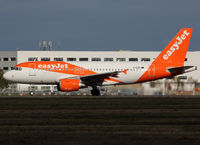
[3,28,197,96]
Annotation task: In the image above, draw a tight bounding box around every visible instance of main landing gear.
[91,88,100,96]
[29,91,34,96]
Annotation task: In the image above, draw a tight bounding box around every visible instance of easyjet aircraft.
[3,28,197,95]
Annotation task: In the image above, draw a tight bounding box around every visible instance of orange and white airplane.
[3,28,197,95]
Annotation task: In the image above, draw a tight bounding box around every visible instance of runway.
[0,96,199,145]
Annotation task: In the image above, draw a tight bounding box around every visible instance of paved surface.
[0,96,199,145]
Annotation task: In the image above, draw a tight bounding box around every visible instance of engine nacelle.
[57,79,85,92]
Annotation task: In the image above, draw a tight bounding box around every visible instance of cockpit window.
[14,67,22,71]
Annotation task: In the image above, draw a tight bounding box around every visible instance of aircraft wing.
[80,69,128,86]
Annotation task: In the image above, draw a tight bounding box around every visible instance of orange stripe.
[16,61,123,83]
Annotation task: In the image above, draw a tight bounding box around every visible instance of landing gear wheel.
[91,89,100,96]
[29,91,34,96]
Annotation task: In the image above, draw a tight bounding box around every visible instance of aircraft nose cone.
[3,72,11,81]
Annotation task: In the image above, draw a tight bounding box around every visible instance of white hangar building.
[0,50,200,94]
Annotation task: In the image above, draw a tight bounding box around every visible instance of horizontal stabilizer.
[167,66,197,74]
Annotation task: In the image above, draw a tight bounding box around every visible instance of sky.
[0,0,200,51]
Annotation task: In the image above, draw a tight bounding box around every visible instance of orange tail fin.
[137,28,193,83]
[155,28,193,66]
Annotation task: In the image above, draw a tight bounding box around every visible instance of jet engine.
[57,79,86,92]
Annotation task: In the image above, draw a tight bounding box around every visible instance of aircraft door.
[148,64,155,77]
[80,68,84,74]
[75,67,84,74]
[29,63,36,76]
[75,67,79,74]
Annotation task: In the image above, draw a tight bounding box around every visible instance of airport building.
[0,50,200,95]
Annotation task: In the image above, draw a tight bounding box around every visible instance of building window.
[92,58,101,61]
[28,57,38,61]
[67,58,76,61]
[41,86,51,91]
[3,58,9,61]
[30,86,38,91]
[54,57,63,61]
[11,57,16,61]
[141,58,150,61]
[150,82,156,88]
[116,58,126,61]
[178,76,187,80]
[41,57,50,61]
[79,58,88,61]
[3,67,9,70]
[104,58,113,61]
[53,86,58,91]
[129,58,138,61]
